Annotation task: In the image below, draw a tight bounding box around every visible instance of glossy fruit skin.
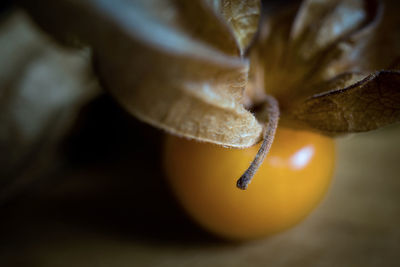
[163,127,335,240]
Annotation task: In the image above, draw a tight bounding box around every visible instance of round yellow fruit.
[163,127,335,240]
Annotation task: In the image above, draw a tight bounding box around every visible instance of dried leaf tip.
[237,95,280,190]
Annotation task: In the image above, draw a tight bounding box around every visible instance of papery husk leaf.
[208,0,261,54]
[347,0,400,72]
[291,0,366,59]
[287,71,400,134]
[249,0,381,107]
[247,4,298,107]
[21,0,263,148]
[291,0,382,78]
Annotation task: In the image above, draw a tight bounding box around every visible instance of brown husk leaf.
[20,0,400,145]
[287,71,400,134]
[21,0,263,148]
[211,0,261,54]
[13,0,400,189]
[252,0,400,135]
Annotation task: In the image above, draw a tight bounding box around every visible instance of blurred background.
[1,1,400,266]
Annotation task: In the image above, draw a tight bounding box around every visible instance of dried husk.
[251,0,380,103]
[251,0,400,135]
[289,71,400,134]
[21,0,263,148]
[10,0,400,190]
[209,0,261,54]
[19,0,400,144]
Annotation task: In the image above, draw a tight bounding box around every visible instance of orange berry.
[163,127,335,240]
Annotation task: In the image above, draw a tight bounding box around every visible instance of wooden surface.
[1,97,400,267]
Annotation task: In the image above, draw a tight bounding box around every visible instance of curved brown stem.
[236,95,280,190]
